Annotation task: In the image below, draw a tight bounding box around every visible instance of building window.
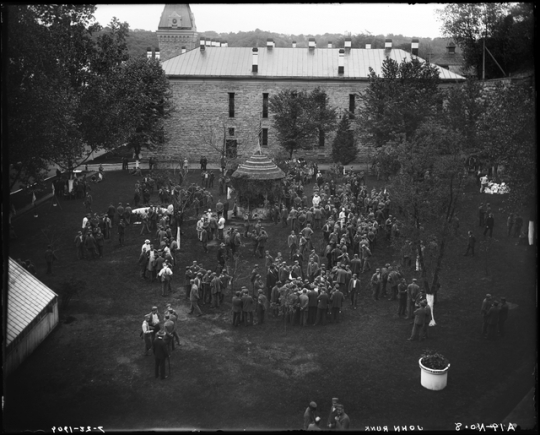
[262,128,268,147]
[349,94,356,119]
[228,127,235,136]
[228,93,235,118]
[319,130,325,148]
[262,93,269,118]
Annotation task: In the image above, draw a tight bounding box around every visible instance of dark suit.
[330,290,344,322]
[153,335,169,379]
[409,307,425,341]
[314,292,329,325]
[348,279,361,308]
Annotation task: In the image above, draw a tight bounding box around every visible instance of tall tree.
[269,88,336,159]
[476,82,535,210]
[355,57,442,150]
[331,114,357,165]
[389,121,468,295]
[437,3,533,79]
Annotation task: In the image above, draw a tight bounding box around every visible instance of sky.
[93,3,446,39]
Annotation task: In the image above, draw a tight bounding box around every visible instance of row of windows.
[227,93,356,119]
[227,127,326,148]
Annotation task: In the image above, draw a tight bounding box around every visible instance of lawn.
[5,167,536,431]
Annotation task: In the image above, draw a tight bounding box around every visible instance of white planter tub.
[419,358,450,391]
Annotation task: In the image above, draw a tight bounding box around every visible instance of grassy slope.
[5,169,536,431]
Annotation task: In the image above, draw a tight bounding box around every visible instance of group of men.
[480,294,509,339]
[141,304,181,379]
[303,398,350,430]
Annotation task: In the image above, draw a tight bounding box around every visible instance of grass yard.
[5,168,536,431]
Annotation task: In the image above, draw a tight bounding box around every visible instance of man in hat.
[335,405,350,430]
[330,285,344,323]
[304,401,318,430]
[45,245,58,275]
[314,288,329,326]
[408,300,426,341]
[148,306,161,340]
[241,289,255,326]
[397,278,408,317]
[257,289,268,324]
[299,289,310,327]
[232,291,243,327]
[142,314,154,356]
[370,268,382,301]
[163,308,180,350]
[348,273,361,309]
[153,330,169,380]
[464,231,476,256]
[288,230,298,261]
[307,417,322,431]
[327,398,340,430]
[188,279,203,317]
[74,231,85,260]
[158,261,173,296]
[406,279,420,320]
[481,294,492,338]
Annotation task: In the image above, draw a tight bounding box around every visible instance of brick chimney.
[252,47,258,73]
[385,39,392,49]
[309,38,316,49]
[344,38,352,48]
[328,41,333,49]
[205,38,211,46]
[222,40,228,47]
[200,39,205,51]
[338,48,345,74]
[267,38,273,49]
[365,43,371,49]
[292,40,297,48]
[181,46,186,54]
[200,37,205,46]
[146,47,153,60]
[411,38,419,57]
[154,47,160,61]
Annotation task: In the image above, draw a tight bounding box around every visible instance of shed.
[5,258,59,376]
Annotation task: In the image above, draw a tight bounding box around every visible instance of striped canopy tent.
[231,151,285,180]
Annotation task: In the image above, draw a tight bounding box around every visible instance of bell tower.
[157,4,198,61]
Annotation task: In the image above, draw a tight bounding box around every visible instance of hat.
[486,293,492,298]
[420,300,427,306]
[332,397,339,402]
[145,239,150,243]
[376,268,380,272]
[412,278,417,282]
[258,289,263,293]
[157,330,166,337]
[144,314,151,320]
[152,306,158,310]
[309,401,317,408]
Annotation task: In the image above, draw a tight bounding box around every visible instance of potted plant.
[419,349,450,391]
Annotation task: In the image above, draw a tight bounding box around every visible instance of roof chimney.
[328,41,333,49]
[447,41,456,54]
[292,40,297,48]
[309,38,316,49]
[222,40,228,47]
[200,39,205,52]
[267,38,273,49]
[385,39,392,49]
[411,38,419,57]
[181,46,186,54]
[365,43,371,50]
[338,48,345,74]
[146,47,153,60]
[213,39,219,47]
[154,47,160,61]
[205,38,211,46]
[344,38,352,48]
[200,37,205,46]
[252,47,258,73]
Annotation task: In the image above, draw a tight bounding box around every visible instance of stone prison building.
[150,4,465,164]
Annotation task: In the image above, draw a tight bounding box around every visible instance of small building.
[431,41,474,77]
[5,258,59,376]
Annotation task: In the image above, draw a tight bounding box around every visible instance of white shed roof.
[7,258,58,346]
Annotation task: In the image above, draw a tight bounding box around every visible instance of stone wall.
[152,78,373,164]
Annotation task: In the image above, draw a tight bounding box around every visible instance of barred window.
[228,93,235,118]
[262,128,268,147]
[263,93,269,118]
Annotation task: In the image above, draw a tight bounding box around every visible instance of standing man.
[242,290,255,326]
[408,302,426,341]
[370,268,381,301]
[314,288,329,326]
[348,274,361,309]
[299,289,310,327]
[142,314,154,356]
[486,300,500,340]
[406,279,420,320]
[335,405,350,430]
[397,278,408,317]
[231,291,243,327]
[158,261,173,296]
[45,245,58,275]
[256,289,268,325]
[153,330,169,380]
[303,402,318,430]
[330,285,344,323]
[481,294,492,338]
[118,219,126,247]
[288,231,298,261]
[188,280,203,317]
